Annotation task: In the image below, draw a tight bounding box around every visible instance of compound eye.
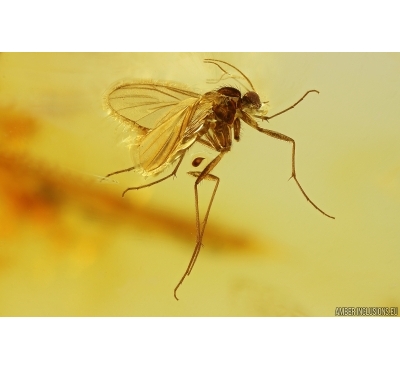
[242,91,261,109]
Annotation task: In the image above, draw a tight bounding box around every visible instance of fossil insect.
[103,59,334,300]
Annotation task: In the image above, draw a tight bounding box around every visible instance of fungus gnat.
[103,59,334,300]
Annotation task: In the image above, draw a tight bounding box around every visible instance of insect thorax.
[197,87,242,152]
[209,87,240,122]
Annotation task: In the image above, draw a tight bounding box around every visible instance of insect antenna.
[204,59,255,92]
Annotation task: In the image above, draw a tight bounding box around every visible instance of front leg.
[241,112,334,219]
[254,90,319,121]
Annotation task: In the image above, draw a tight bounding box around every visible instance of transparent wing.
[104,80,201,135]
[132,93,217,176]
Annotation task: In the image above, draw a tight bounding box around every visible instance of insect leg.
[242,112,334,219]
[103,166,136,180]
[121,154,186,197]
[173,151,227,300]
[255,90,319,121]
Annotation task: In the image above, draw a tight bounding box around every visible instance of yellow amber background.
[0,53,399,316]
